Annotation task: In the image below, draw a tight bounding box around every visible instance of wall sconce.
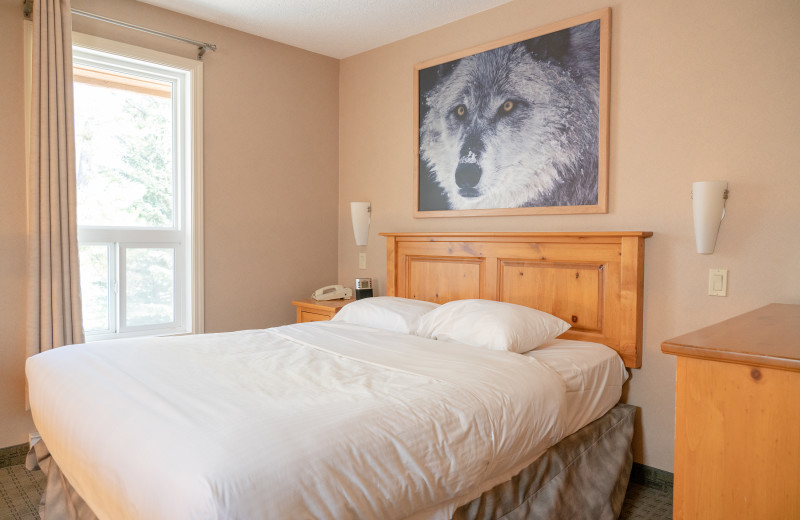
[692,181,729,254]
[350,202,371,246]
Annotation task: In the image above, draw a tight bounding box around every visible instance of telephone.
[311,285,353,301]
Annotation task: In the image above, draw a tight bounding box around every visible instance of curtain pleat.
[27,0,84,358]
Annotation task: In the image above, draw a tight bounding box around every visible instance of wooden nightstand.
[661,304,800,519]
[291,298,350,323]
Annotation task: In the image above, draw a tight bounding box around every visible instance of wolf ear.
[525,20,600,82]
[524,29,572,65]
[419,59,460,100]
[434,61,459,81]
[563,20,600,81]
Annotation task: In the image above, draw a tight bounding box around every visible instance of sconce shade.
[350,202,371,246]
[692,181,728,254]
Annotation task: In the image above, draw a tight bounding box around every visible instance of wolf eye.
[497,99,527,119]
[454,104,467,119]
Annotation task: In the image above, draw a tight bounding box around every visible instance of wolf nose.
[455,163,482,189]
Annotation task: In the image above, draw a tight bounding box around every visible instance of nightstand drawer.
[292,298,350,324]
[300,310,334,322]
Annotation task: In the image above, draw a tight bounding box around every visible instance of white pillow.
[415,299,570,353]
[330,296,440,334]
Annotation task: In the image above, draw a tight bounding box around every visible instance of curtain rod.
[22,1,217,60]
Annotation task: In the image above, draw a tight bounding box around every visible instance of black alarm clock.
[355,278,373,300]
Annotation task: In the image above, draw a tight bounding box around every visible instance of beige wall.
[0,0,36,449]
[0,0,339,448]
[338,0,800,471]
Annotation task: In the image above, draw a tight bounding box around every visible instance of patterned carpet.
[619,481,673,519]
[0,465,43,520]
[0,463,672,520]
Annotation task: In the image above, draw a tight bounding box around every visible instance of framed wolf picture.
[414,8,610,217]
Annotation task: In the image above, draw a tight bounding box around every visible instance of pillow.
[415,299,570,353]
[330,296,440,334]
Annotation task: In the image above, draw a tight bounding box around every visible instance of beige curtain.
[27,0,84,358]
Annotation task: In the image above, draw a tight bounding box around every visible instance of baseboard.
[0,443,29,469]
[630,462,674,493]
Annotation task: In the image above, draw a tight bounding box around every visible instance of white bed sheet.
[524,339,629,436]
[27,322,571,520]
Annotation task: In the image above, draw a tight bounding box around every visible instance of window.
[72,34,203,340]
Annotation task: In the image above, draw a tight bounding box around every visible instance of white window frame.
[72,33,204,340]
[78,242,117,335]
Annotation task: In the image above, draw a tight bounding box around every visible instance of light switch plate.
[358,252,367,270]
[708,268,728,296]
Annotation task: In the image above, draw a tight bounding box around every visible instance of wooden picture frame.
[414,8,611,218]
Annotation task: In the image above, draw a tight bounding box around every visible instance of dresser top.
[661,303,800,371]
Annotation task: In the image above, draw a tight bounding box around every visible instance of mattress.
[26,323,627,520]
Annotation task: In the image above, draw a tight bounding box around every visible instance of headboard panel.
[381,232,652,368]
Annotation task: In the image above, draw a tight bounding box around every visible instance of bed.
[26,231,651,520]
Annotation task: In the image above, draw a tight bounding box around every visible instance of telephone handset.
[311,285,353,301]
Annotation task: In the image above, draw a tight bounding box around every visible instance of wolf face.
[420,21,600,210]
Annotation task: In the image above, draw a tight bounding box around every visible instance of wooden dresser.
[291,298,350,323]
[661,303,800,519]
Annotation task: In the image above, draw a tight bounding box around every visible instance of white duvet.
[27,322,572,520]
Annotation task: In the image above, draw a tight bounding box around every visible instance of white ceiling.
[136,0,513,59]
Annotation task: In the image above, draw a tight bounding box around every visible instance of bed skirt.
[27,403,635,520]
[453,403,635,520]
[26,438,98,520]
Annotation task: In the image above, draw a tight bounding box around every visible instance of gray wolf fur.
[420,21,600,210]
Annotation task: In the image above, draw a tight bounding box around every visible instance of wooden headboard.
[381,232,652,368]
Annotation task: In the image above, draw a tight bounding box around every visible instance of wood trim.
[382,231,652,240]
[412,203,608,219]
[382,232,651,367]
[74,65,172,98]
[620,236,647,367]
[597,8,611,214]
[385,235,397,296]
